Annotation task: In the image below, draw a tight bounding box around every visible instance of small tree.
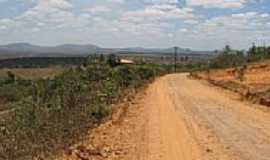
[6,71,16,83]
[267,47,270,58]
[99,54,105,62]
[247,43,257,61]
[236,67,245,82]
[107,54,120,67]
[224,45,231,53]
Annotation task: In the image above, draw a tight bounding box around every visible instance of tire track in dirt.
[162,74,270,160]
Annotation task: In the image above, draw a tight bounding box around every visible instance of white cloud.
[200,11,269,32]
[0,26,7,30]
[184,19,198,24]
[176,11,270,49]
[107,0,125,3]
[18,0,73,18]
[0,18,15,25]
[179,28,188,32]
[121,4,195,24]
[186,0,247,8]
[0,0,269,49]
[16,0,75,26]
[85,6,111,14]
[0,18,16,29]
[260,13,269,18]
[143,0,178,4]
[39,0,73,10]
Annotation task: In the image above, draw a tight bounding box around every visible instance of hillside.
[192,60,270,107]
[0,43,101,58]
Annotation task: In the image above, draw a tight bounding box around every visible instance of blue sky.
[0,0,269,50]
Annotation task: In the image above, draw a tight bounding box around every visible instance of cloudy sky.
[0,0,269,50]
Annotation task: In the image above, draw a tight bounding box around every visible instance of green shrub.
[0,84,30,103]
[0,62,162,159]
[112,65,138,87]
[91,103,111,120]
[107,54,120,67]
[209,52,246,69]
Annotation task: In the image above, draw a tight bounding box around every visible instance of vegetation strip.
[0,56,165,160]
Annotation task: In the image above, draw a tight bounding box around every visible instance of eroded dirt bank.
[58,74,270,160]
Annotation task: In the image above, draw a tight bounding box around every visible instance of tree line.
[209,44,270,69]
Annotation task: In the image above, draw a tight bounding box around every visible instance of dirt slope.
[59,74,270,160]
[193,60,270,106]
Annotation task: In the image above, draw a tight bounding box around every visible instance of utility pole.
[264,40,266,56]
[174,46,178,73]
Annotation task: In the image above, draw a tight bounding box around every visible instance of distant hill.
[0,43,101,58]
[0,43,213,59]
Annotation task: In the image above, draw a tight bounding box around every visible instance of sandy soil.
[58,73,270,160]
[195,60,270,92]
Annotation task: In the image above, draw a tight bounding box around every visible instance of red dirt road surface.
[60,74,270,160]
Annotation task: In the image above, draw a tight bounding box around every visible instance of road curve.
[144,73,270,160]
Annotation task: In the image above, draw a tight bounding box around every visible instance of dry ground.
[194,60,270,106]
[56,73,270,160]
[195,60,270,91]
[0,67,64,80]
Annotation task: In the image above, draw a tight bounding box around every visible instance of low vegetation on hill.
[209,44,270,69]
[0,55,165,160]
[0,57,87,68]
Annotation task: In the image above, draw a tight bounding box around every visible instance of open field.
[0,66,65,112]
[0,67,65,80]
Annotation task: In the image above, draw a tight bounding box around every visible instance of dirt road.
[144,73,270,160]
[61,74,270,160]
